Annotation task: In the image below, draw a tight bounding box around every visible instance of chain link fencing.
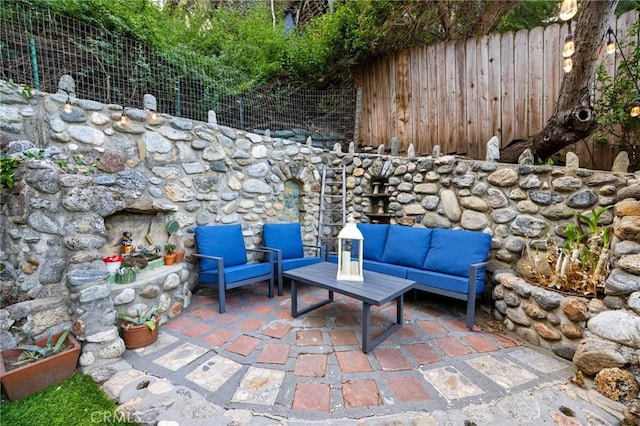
[0,2,356,149]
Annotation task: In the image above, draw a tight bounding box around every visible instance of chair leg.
[466,293,475,330]
[277,263,283,296]
[218,269,226,314]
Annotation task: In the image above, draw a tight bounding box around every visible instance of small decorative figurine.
[121,231,134,254]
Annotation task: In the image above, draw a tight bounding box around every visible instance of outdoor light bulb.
[63,99,72,113]
[563,57,573,73]
[562,34,575,58]
[631,100,640,118]
[559,0,578,21]
[150,110,157,120]
[119,109,128,125]
[606,40,616,55]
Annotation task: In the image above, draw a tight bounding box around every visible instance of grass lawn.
[0,373,137,425]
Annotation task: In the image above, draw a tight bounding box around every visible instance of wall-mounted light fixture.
[61,89,72,113]
[606,27,640,118]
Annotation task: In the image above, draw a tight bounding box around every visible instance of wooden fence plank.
[478,35,490,159]
[426,44,439,152]
[513,29,529,139]
[488,33,502,157]
[444,40,457,153]
[529,26,545,134]
[501,31,515,147]
[465,38,478,158]
[455,39,467,155]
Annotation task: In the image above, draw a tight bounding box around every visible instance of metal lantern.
[336,216,364,281]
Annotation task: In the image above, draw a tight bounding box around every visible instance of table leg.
[362,294,404,353]
[291,280,334,318]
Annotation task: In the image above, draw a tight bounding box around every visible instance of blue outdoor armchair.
[262,222,324,296]
[193,224,275,313]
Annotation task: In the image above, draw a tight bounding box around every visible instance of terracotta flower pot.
[120,322,159,349]
[173,250,185,263]
[164,253,176,265]
[0,332,81,401]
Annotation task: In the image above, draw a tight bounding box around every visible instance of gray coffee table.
[283,262,415,353]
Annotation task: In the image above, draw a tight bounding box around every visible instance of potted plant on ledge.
[166,219,185,263]
[164,243,177,265]
[0,328,81,401]
[118,307,159,349]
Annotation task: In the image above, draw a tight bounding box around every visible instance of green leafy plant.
[10,328,71,366]
[0,155,22,189]
[164,243,176,255]
[19,83,33,100]
[525,206,614,297]
[117,307,158,331]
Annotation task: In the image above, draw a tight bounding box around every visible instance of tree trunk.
[500,0,619,164]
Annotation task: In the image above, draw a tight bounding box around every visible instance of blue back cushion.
[357,223,389,262]
[423,228,491,279]
[381,225,433,268]
[263,223,304,259]
[195,225,247,270]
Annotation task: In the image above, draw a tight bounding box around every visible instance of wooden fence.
[354,11,638,170]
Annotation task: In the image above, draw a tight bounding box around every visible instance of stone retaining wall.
[0,79,328,364]
[1,79,639,379]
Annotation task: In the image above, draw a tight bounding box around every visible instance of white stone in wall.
[566,152,580,169]
[441,189,462,222]
[612,151,629,173]
[461,210,490,230]
[247,133,262,143]
[68,125,105,145]
[588,310,640,348]
[252,145,268,158]
[113,288,136,305]
[285,145,300,156]
[228,176,242,191]
[242,179,271,193]
[160,126,190,141]
[89,112,110,126]
[486,136,500,162]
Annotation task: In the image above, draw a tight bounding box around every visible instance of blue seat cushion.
[407,268,485,295]
[357,223,389,262]
[381,225,432,269]
[362,260,407,278]
[263,223,304,259]
[195,225,247,270]
[200,262,271,284]
[327,254,338,264]
[423,228,491,281]
[281,257,323,271]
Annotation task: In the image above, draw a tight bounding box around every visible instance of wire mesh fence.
[0,2,356,149]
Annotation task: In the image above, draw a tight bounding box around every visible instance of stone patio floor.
[114,282,626,424]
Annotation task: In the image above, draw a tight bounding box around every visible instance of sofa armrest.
[468,261,488,295]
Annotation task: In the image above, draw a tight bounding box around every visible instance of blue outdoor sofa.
[328,224,492,329]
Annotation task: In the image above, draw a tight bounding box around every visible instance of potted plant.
[166,219,185,263]
[164,243,177,265]
[114,253,148,284]
[118,307,159,349]
[0,328,81,401]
